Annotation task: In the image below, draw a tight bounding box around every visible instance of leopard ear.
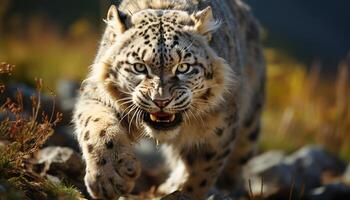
[193,6,220,41]
[106,5,127,35]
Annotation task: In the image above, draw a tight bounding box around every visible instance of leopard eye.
[133,63,148,74]
[176,64,192,74]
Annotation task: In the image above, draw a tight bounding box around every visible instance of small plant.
[0,62,81,200]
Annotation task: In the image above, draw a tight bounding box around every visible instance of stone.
[160,191,192,200]
[243,151,290,196]
[46,126,80,151]
[33,147,86,195]
[243,146,347,198]
[207,194,233,200]
[35,146,84,175]
[307,183,350,200]
[344,164,350,185]
[208,187,233,200]
[56,79,79,113]
[133,139,168,193]
[285,146,346,191]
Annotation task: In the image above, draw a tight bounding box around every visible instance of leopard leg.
[218,96,263,195]
[73,87,141,199]
[159,125,238,200]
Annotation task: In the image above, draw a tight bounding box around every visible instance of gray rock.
[0,184,6,193]
[344,164,350,185]
[46,174,61,184]
[135,139,164,169]
[56,79,79,112]
[285,146,346,191]
[160,191,192,200]
[307,183,350,200]
[208,187,233,200]
[33,146,86,194]
[35,146,84,175]
[207,194,233,200]
[243,151,290,196]
[286,146,346,174]
[133,139,168,193]
[47,126,80,151]
[243,146,347,198]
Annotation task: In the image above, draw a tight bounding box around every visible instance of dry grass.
[261,49,350,160]
[0,63,81,200]
[0,18,97,90]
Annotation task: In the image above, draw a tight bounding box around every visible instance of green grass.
[44,182,82,200]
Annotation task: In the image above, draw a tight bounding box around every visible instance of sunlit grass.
[0,18,97,90]
[261,49,350,160]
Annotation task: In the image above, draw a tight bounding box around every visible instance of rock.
[208,187,233,200]
[285,146,346,191]
[47,126,80,151]
[0,184,6,193]
[35,146,84,175]
[56,79,79,113]
[243,146,347,198]
[33,147,86,195]
[344,164,350,185]
[307,183,350,200]
[133,139,168,193]
[46,174,61,184]
[0,180,25,199]
[135,139,164,169]
[243,151,290,196]
[207,194,233,200]
[286,146,346,174]
[160,191,192,200]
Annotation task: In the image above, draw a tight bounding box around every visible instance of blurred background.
[0,0,350,198]
[1,0,349,156]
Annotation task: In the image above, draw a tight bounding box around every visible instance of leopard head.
[92,5,235,141]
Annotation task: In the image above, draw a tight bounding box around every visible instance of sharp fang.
[170,114,176,122]
[150,114,157,122]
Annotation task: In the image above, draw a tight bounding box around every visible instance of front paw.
[85,153,141,199]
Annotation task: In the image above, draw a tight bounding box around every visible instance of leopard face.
[98,7,234,140]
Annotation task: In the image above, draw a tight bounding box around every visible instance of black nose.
[153,99,171,108]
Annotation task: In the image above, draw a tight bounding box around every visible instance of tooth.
[150,114,157,122]
[170,114,175,122]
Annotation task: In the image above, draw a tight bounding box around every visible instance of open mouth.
[143,112,182,130]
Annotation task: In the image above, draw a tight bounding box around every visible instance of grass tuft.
[0,63,81,200]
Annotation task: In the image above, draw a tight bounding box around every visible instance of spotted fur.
[73,0,265,199]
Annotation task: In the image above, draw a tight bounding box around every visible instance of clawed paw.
[85,153,140,199]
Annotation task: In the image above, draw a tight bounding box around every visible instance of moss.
[45,182,81,200]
